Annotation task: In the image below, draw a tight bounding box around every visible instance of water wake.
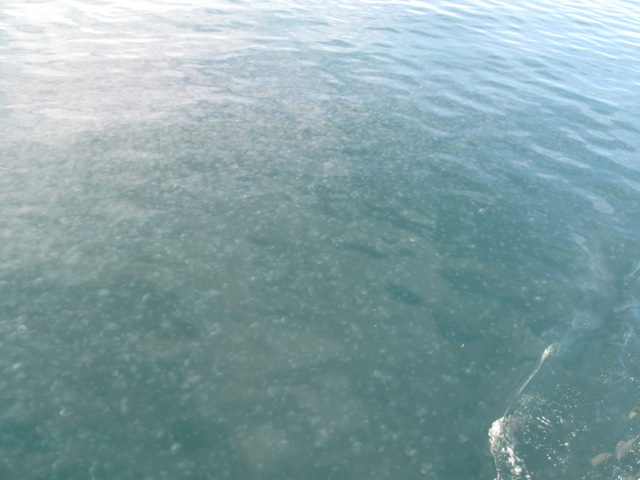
[490,260,640,479]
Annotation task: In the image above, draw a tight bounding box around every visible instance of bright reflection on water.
[1,0,640,479]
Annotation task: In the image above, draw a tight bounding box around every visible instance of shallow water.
[1,0,640,478]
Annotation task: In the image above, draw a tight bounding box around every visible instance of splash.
[490,260,640,479]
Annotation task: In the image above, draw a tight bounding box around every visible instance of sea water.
[1,0,640,478]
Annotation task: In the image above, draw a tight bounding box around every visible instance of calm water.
[1,0,640,478]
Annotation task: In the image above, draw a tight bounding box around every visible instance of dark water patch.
[440,268,529,309]
[434,315,479,345]
[385,283,424,306]
[441,269,492,294]
[0,420,47,452]
[335,242,389,259]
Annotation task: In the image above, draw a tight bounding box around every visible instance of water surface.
[1,0,640,478]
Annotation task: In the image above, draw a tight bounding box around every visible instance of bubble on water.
[570,313,599,332]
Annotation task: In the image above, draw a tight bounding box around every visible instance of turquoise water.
[1,0,640,478]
